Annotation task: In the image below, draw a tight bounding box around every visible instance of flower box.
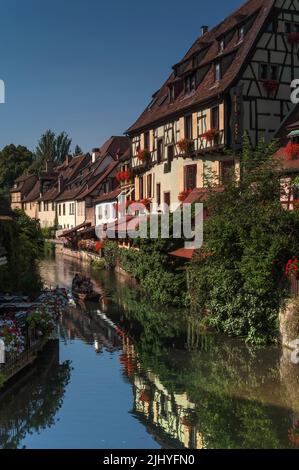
[262,79,279,93]
[0,318,25,356]
[136,149,151,162]
[287,32,299,45]
[116,170,131,182]
[202,128,218,143]
[177,138,194,154]
[286,141,299,160]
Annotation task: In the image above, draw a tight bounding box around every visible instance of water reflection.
[0,341,71,449]
[1,254,299,449]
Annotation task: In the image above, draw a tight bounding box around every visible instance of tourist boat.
[72,290,101,302]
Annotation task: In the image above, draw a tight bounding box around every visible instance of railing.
[290,276,299,298]
[0,338,48,383]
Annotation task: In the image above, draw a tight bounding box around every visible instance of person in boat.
[72,274,82,291]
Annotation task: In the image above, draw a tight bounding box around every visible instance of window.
[220,160,235,184]
[69,203,75,215]
[185,115,193,140]
[139,177,144,200]
[156,183,161,206]
[238,25,245,41]
[144,131,150,150]
[58,204,61,216]
[164,192,171,207]
[285,21,299,33]
[215,62,221,81]
[147,174,152,198]
[98,206,103,220]
[63,204,66,216]
[211,106,219,130]
[157,139,164,163]
[219,38,225,53]
[167,145,174,162]
[185,73,196,93]
[104,205,110,219]
[266,20,276,33]
[259,63,279,80]
[52,202,55,211]
[285,22,292,33]
[184,165,197,190]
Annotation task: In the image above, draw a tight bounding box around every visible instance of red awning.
[59,221,91,237]
[169,248,195,259]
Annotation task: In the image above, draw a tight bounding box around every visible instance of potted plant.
[285,256,299,277]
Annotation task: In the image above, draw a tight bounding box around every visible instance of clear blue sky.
[0,0,243,153]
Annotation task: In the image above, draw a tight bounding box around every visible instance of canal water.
[0,253,299,449]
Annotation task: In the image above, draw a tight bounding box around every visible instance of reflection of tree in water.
[0,340,71,449]
[113,286,298,449]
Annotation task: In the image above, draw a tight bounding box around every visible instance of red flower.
[286,142,299,161]
[285,256,299,277]
[202,128,218,142]
[136,149,151,162]
[177,138,194,154]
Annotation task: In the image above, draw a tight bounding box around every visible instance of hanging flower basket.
[286,141,299,161]
[136,149,151,162]
[178,189,193,202]
[285,256,299,277]
[262,79,279,93]
[177,138,194,154]
[293,199,299,210]
[287,32,299,45]
[202,128,218,143]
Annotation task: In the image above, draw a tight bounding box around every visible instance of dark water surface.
[0,254,299,449]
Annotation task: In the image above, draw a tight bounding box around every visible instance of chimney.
[65,154,72,166]
[92,148,100,163]
[201,25,209,36]
[58,175,63,193]
[45,160,54,173]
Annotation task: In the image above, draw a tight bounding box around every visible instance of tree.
[0,144,33,194]
[55,132,72,163]
[187,135,299,344]
[74,145,83,156]
[32,130,72,172]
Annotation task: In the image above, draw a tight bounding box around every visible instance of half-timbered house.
[126,0,299,209]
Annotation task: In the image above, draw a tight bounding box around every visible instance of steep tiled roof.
[275,104,299,146]
[94,188,121,203]
[127,0,275,134]
[76,161,119,200]
[99,136,130,158]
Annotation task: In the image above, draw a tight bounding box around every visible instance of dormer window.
[215,62,221,82]
[185,73,196,94]
[238,25,245,41]
[219,39,225,53]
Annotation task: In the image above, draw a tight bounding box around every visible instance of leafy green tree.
[32,130,72,172]
[0,144,33,194]
[187,135,299,344]
[55,132,72,163]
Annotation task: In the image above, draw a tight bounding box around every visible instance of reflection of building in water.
[61,307,122,353]
[0,340,71,449]
[121,335,202,449]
